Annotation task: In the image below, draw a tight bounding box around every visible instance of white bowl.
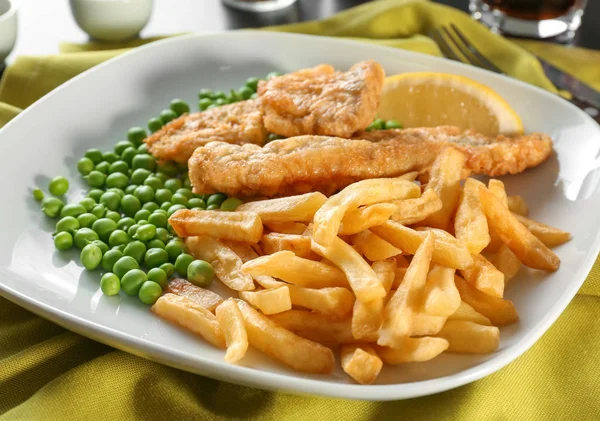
[0,0,17,63]
[69,0,153,42]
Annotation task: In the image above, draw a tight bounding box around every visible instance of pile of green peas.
[365,119,403,131]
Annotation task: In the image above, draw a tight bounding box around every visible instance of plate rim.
[0,30,599,401]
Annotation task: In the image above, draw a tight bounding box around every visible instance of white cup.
[0,0,17,64]
[69,0,153,42]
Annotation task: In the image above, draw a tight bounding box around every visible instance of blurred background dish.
[0,0,17,67]
[222,0,298,12]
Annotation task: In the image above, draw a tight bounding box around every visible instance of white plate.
[0,31,599,401]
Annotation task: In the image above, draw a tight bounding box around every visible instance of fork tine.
[449,24,504,74]
[431,28,461,62]
[440,26,483,68]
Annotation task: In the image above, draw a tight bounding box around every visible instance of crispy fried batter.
[258,61,385,138]
[188,126,552,198]
[144,99,267,163]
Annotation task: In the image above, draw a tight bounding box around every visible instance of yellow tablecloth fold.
[1,0,599,419]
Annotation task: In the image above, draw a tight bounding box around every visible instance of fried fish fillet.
[258,61,385,138]
[188,126,552,198]
[145,99,267,163]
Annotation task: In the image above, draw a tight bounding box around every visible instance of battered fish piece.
[145,99,267,163]
[188,127,552,198]
[258,61,385,138]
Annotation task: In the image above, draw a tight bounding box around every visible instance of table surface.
[6,0,600,65]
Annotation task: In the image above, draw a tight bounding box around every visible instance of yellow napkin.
[1,0,600,419]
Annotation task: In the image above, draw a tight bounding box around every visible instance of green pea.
[160,262,175,277]
[102,152,118,164]
[102,249,123,272]
[155,172,170,183]
[148,212,168,228]
[147,267,168,288]
[174,253,195,276]
[92,218,118,241]
[250,93,257,99]
[160,201,172,211]
[384,120,403,129]
[47,176,69,196]
[55,216,79,234]
[143,176,163,191]
[167,224,177,235]
[155,188,173,205]
[117,217,135,232]
[121,269,147,296]
[108,229,130,248]
[147,239,166,250]
[137,143,148,154]
[138,281,162,305]
[77,213,98,228]
[77,198,95,213]
[154,227,169,243]
[90,240,109,255]
[198,88,213,99]
[167,204,187,217]
[105,211,120,223]
[85,170,106,188]
[266,71,282,80]
[238,86,254,100]
[220,197,243,212]
[368,118,385,131]
[187,260,214,287]
[108,160,129,175]
[198,98,213,111]
[125,184,138,195]
[206,104,217,110]
[60,203,86,219]
[170,99,190,116]
[118,195,139,217]
[267,133,283,142]
[128,127,147,146]
[164,178,182,194]
[166,240,186,262]
[144,248,169,268]
[121,147,138,166]
[245,77,260,91]
[173,188,191,199]
[85,148,103,164]
[123,240,146,264]
[54,231,73,251]
[214,98,227,106]
[41,197,64,218]
[81,244,102,270]
[32,188,45,201]
[135,224,156,241]
[227,89,243,104]
[206,193,227,207]
[187,198,206,209]
[142,202,159,213]
[147,118,163,133]
[212,91,226,100]
[160,109,177,125]
[134,209,151,222]
[104,173,127,191]
[114,140,134,155]
[95,162,110,175]
[98,192,120,212]
[91,204,107,218]
[113,255,140,279]
[130,168,151,185]
[77,157,95,176]
[206,204,219,210]
[134,185,155,203]
[183,177,192,189]
[100,273,121,296]
[171,193,188,206]
[132,154,156,172]
[107,188,125,198]
[87,189,104,202]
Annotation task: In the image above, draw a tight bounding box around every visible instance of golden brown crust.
[144,99,267,163]
[258,61,385,138]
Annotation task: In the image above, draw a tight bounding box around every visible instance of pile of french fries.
[156,148,570,385]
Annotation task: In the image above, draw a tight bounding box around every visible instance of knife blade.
[537,56,600,109]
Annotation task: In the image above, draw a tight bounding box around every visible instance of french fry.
[378,232,434,347]
[460,254,505,298]
[338,203,397,235]
[269,310,355,344]
[394,254,409,268]
[422,264,460,317]
[390,189,443,225]
[215,299,248,363]
[313,178,420,246]
[311,236,386,303]
[448,301,492,326]
[186,236,255,291]
[152,294,226,349]
[376,337,449,364]
[392,267,407,289]
[239,286,292,315]
[371,221,473,270]
[488,179,508,207]
[222,240,259,263]
[351,230,402,262]
[410,311,447,336]
[260,233,316,259]
[455,178,490,254]
[398,171,419,181]
[165,278,224,312]
[419,148,466,230]
[241,251,349,288]
[437,320,500,354]
[236,192,327,223]
[264,221,308,235]
[236,300,335,374]
[485,229,504,253]
[513,214,571,247]
[352,260,395,341]
[508,195,529,216]
[479,187,560,271]
[455,276,519,326]
[488,244,521,284]
[340,344,383,385]
[170,209,263,243]
[254,276,355,318]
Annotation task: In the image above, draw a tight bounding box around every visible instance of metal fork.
[430,23,600,123]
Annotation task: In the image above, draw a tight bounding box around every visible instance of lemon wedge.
[378,72,523,136]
